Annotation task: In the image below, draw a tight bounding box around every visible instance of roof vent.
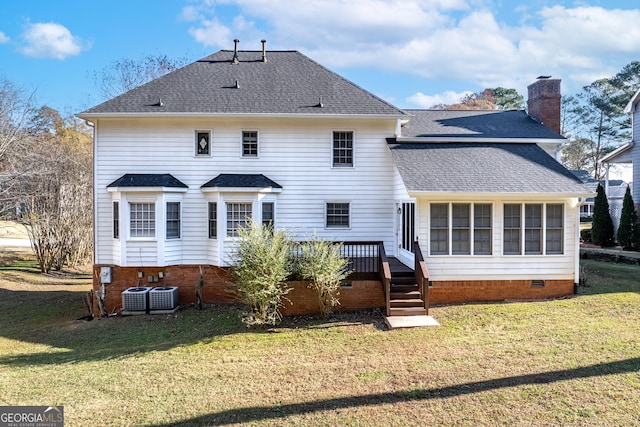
[261,39,267,63]
[232,39,239,64]
[234,80,240,89]
[316,96,323,108]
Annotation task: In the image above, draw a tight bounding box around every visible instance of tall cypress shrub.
[617,186,639,250]
[591,183,615,247]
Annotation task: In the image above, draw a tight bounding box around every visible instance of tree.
[432,87,524,110]
[591,183,615,247]
[9,105,93,272]
[92,54,190,100]
[296,236,351,318]
[616,186,639,250]
[230,220,292,327]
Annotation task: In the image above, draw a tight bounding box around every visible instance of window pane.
[430,203,448,255]
[208,202,217,239]
[452,204,470,255]
[326,202,349,228]
[227,203,252,237]
[262,202,274,227]
[525,204,542,254]
[474,203,491,255]
[166,202,180,239]
[546,204,563,254]
[113,201,119,239]
[503,204,520,255]
[130,203,155,238]
[242,131,258,157]
[332,131,353,167]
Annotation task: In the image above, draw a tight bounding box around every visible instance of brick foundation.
[429,279,575,305]
[93,265,574,316]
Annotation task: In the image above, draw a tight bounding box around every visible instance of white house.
[79,42,592,317]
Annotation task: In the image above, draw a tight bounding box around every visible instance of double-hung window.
[208,202,217,239]
[130,203,155,238]
[332,131,353,167]
[113,201,119,239]
[166,202,181,240]
[227,202,252,237]
[430,203,492,256]
[326,202,350,228]
[503,203,564,255]
[242,131,258,157]
[262,202,274,227]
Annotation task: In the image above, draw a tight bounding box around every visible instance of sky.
[1,0,640,117]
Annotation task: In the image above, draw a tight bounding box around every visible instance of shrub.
[617,186,640,250]
[580,229,592,243]
[297,235,351,318]
[230,220,292,327]
[591,183,615,247]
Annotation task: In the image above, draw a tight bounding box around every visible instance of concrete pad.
[385,315,440,329]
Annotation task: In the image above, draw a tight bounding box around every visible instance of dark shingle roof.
[80,50,406,117]
[107,174,188,188]
[401,110,565,139]
[389,143,590,194]
[201,174,282,189]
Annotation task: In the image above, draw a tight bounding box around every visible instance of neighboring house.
[571,170,631,232]
[78,42,592,317]
[601,90,640,216]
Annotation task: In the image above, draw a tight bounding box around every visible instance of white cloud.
[0,31,9,44]
[182,1,640,96]
[19,22,90,60]
[406,90,472,108]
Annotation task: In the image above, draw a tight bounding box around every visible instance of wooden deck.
[388,257,414,275]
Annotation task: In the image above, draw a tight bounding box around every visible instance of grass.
[0,248,639,426]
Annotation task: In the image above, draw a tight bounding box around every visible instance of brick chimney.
[527,77,561,134]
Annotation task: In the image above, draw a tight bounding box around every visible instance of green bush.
[617,186,640,250]
[591,183,615,247]
[297,235,351,318]
[230,220,292,327]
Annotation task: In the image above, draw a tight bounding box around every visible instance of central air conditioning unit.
[149,286,179,313]
[121,287,152,314]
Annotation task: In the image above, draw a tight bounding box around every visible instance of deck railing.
[289,241,384,281]
[413,241,429,314]
[378,242,392,316]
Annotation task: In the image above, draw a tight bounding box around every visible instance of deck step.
[390,284,419,293]
[390,298,424,308]
[389,307,428,316]
[390,290,421,299]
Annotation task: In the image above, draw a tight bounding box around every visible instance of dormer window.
[196,130,211,156]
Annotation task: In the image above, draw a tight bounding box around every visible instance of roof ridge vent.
[261,39,267,63]
[232,39,239,64]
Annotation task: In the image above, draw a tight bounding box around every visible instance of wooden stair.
[388,270,427,316]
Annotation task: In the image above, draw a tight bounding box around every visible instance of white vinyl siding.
[93,117,417,266]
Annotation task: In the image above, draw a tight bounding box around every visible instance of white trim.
[201,186,282,193]
[78,112,409,120]
[623,87,640,114]
[600,142,634,163]
[108,186,188,193]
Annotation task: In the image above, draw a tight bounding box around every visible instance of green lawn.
[1,249,639,426]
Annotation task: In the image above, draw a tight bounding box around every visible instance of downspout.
[574,198,585,293]
[84,119,97,265]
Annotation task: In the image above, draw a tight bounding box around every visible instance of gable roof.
[389,142,590,195]
[79,50,407,118]
[400,110,565,141]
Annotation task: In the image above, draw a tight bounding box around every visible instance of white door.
[396,201,415,267]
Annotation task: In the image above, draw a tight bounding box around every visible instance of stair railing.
[378,242,392,316]
[413,241,429,314]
